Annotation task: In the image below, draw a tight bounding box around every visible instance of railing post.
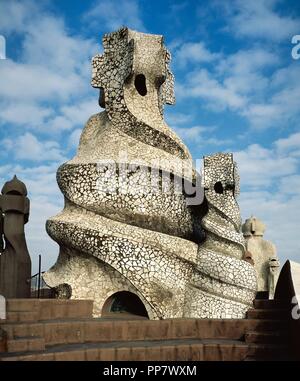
[37,255,41,299]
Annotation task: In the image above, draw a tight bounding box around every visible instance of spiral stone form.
[185,154,257,318]
[43,28,257,319]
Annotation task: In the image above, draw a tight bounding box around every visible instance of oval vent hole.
[214,181,224,194]
[135,74,147,96]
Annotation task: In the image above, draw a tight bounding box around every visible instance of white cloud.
[176,42,300,130]
[275,132,300,153]
[279,175,300,194]
[83,0,146,32]
[0,60,85,102]
[223,0,300,42]
[61,98,99,126]
[0,162,62,201]
[271,63,299,88]
[0,1,98,136]
[177,68,248,111]
[175,125,209,142]
[22,18,96,76]
[165,114,233,148]
[175,42,220,67]
[165,112,194,126]
[234,143,298,188]
[219,48,279,95]
[0,0,37,34]
[44,116,74,133]
[220,48,279,73]
[174,125,232,147]
[241,104,281,129]
[0,102,53,128]
[242,74,300,129]
[41,99,99,135]
[3,132,67,162]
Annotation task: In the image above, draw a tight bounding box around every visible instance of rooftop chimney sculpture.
[242,216,280,299]
[0,175,31,298]
[44,28,257,319]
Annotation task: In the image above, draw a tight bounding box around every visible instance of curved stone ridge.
[44,28,257,319]
[56,162,195,238]
[46,206,198,318]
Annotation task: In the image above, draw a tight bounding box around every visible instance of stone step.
[4,318,289,344]
[6,311,39,323]
[253,299,290,310]
[246,308,289,320]
[2,318,287,346]
[7,336,45,353]
[0,338,250,361]
[246,344,290,361]
[4,299,93,322]
[6,299,39,312]
[244,331,288,344]
[38,300,93,321]
[201,339,249,361]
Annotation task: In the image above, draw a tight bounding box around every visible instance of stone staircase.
[244,299,290,361]
[0,299,292,361]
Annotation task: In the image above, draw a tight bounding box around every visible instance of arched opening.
[134,74,147,96]
[102,291,149,319]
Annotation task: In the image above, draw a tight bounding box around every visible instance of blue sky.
[0,0,299,273]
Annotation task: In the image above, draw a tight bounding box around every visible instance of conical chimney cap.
[1,175,27,196]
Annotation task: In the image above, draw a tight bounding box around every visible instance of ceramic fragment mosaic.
[44,28,257,319]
